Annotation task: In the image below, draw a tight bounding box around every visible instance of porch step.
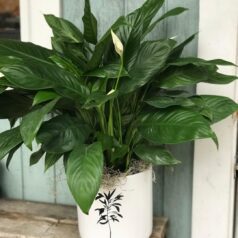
[0,199,167,238]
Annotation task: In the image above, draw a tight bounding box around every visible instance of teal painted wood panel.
[163,1,199,238]
[0,120,23,199]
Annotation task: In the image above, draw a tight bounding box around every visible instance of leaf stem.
[108,56,124,138]
[97,106,106,133]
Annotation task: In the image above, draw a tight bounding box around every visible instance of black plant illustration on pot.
[95,189,124,238]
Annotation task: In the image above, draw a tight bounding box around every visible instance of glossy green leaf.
[191,95,238,123]
[144,7,188,37]
[45,14,84,43]
[123,0,165,68]
[1,64,54,90]
[207,72,238,84]
[6,142,23,169]
[145,96,195,108]
[159,65,237,89]
[83,0,97,44]
[134,144,180,165]
[50,54,83,76]
[138,109,218,145]
[96,133,113,151]
[0,39,52,62]
[30,148,45,166]
[66,142,104,214]
[208,59,237,66]
[111,144,128,163]
[45,153,62,172]
[0,126,22,160]
[83,90,118,109]
[86,16,128,70]
[0,86,5,94]
[85,64,128,78]
[37,115,91,153]
[120,40,174,93]
[20,98,59,149]
[1,59,90,100]
[0,90,32,119]
[51,38,88,70]
[169,57,236,67]
[169,34,197,60]
[0,56,23,68]
[33,91,59,106]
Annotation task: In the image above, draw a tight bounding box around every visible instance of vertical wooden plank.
[55,161,75,205]
[0,120,23,199]
[21,147,56,203]
[192,0,238,237]
[163,1,199,238]
[164,143,194,238]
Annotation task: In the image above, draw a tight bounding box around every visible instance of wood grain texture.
[0,199,167,238]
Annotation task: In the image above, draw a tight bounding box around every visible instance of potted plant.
[0,0,237,237]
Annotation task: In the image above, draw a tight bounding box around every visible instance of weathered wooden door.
[0,1,199,238]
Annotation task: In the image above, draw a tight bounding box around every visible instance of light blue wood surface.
[0,1,199,237]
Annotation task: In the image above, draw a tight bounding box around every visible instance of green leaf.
[6,143,23,169]
[20,98,59,149]
[123,0,165,68]
[169,34,197,60]
[0,127,22,160]
[30,148,45,166]
[120,40,174,93]
[144,7,188,37]
[0,56,23,68]
[145,96,195,108]
[208,59,237,66]
[1,63,55,90]
[111,144,128,164]
[37,115,91,153]
[134,144,180,165]
[1,59,90,100]
[49,54,83,76]
[85,64,128,78]
[96,133,113,151]
[159,65,237,89]
[51,38,88,70]
[45,153,62,172]
[83,90,118,109]
[83,0,98,44]
[0,86,5,94]
[66,142,104,214]
[86,16,128,70]
[0,39,52,62]
[169,57,236,67]
[0,90,32,119]
[207,72,238,84]
[191,95,238,123]
[138,109,218,145]
[44,15,84,43]
[33,91,59,106]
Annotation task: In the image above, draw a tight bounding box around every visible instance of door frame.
[20,0,61,46]
[192,0,238,237]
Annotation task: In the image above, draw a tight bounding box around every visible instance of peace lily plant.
[0,0,237,217]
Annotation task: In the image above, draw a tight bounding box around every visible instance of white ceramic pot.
[77,166,153,238]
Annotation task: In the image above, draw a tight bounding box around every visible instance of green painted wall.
[0,1,199,238]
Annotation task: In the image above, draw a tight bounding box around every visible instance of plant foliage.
[0,0,237,214]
